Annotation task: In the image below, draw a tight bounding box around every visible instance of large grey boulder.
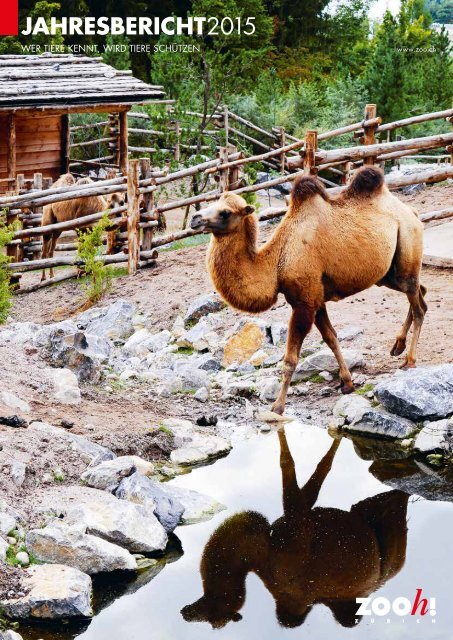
[48,328,111,383]
[0,564,93,619]
[26,523,137,574]
[29,422,115,464]
[58,489,167,553]
[0,512,16,537]
[81,457,138,492]
[333,395,372,424]
[177,319,219,352]
[162,484,226,525]
[116,473,185,533]
[414,418,452,454]
[374,364,453,421]
[170,434,231,466]
[77,300,135,341]
[344,408,417,439]
[294,348,363,381]
[184,294,224,327]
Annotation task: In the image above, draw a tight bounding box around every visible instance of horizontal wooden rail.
[70,137,116,149]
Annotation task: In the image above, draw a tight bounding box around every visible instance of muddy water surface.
[22,423,453,640]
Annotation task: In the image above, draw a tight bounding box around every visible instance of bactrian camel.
[190,166,427,415]
[40,173,125,281]
[182,429,408,629]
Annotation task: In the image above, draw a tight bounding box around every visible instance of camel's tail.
[345,166,384,198]
[291,175,329,206]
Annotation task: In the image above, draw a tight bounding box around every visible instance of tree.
[425,0,453,23]
[0,0,64,54]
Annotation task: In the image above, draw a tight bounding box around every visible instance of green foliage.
[77,215,112,305]
[102,33,132,69]
[425,0,453,22]
[0,217,15,325]
[0,1,64,53]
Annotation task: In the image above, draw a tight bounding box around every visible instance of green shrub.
[0,216,15,324]
[77,215,112,306]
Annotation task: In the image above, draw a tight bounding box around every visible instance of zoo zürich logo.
[1,0,19,36]
[356,589,437,621]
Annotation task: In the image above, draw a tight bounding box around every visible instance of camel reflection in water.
[182,429,409,629]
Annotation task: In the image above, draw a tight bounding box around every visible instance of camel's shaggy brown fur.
[40,173,125,281]
[190,166,427,414]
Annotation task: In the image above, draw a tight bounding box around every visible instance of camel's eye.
[220,210,231,220]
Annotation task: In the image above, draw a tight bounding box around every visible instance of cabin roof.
[0,54,165,111]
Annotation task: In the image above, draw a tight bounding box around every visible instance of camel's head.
[190,193,255,236]
[107,191,126,209]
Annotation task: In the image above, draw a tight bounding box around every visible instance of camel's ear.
[244,205,255,215]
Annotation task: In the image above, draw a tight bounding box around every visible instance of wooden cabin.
[0,54,166,193]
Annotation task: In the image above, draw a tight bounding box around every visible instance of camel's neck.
[207,215,280,313]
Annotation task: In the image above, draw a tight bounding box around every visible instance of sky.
[369,0,401,19]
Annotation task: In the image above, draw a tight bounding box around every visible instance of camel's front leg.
[272,306,314,415]
[315,306,354,394]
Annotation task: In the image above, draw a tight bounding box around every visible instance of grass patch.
[355,383,375,395]
[160,234,210,253]
[158,425,173,436]
[307,373,325,383]
[176,346,194,355]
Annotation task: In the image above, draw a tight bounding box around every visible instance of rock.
[0,391,30,414]
[122,328,152,357]
[223,379,256,398]
[170,448,209,465]
[294,348,363,380]
[255,410,294,423]
[77,300,135,341]
[52,368,81,405]
[374,364,453,420]
[144,330,172,353]
[223,321,266,366]
[258,377,281,402]
[48,329,110,383]
[319,371,333,382]
[10,461,26,487]
[115,473,184,533]
[0,415,28,428]
[414,419,452,454]
[170,435,231,466]
[344,408,417,439]
[270,322,287,346]
[0,630,23,640]
[172,363,210,391]
[171,315,185,338]
[0,537,8,561]
[29,422,115,464]
[333,395,372,424]
[194,354,222,372]
[0,564,93,619]
[15,551,29,566]
[119,369,138,382]
[184,294,224,327]
[58,489,167,553]
[249,349,268,366]
[26,523,137,574]
[337,326,364,341]
[0,513,16,537]
[194,387,209,402]
[162,484,225,525]
[81,457,138,492]
[177,319,218,352]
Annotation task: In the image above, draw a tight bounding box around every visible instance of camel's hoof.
[391,339,406,357]
[340,381,355,395]
[400,360,416,370]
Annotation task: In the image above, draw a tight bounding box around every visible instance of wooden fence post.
[363,104,377,165]
[127,159,140,275]
[61,114,70,174]
[174,120,181,162]
[304,130,318,175]
[139,157,155,251]
[218,147,230,192]
[6,113,16,184]
[223,105,229,148]
[278,126,286,173]
[119,110,129,176]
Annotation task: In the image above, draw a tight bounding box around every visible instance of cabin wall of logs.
[1,102,453,293]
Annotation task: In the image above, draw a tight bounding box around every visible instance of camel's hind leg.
[401,286,427,368]
[390,283,427,357]
[315,306,354,394]
[48,233,59,279]
[41,232,53,281]
[272,306,314,415]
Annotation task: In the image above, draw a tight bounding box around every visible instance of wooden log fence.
[3,102,453,288]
